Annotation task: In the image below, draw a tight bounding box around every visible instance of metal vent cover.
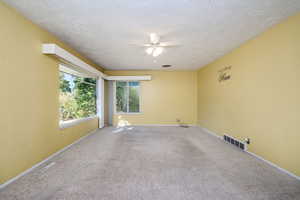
[223,134,246,151]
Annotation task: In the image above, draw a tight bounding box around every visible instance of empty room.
[0,0,300,199]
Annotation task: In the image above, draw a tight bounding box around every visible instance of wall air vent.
[223,134,247,151]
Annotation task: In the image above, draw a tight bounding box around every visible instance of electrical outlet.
[245,138,250,144]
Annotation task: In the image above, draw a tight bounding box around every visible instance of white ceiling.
[3,0,300,70]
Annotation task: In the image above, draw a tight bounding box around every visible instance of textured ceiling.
[3,0,300,70]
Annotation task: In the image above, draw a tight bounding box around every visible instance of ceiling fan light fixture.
[153,47,163,57]
[146,47,154,55]
[150,33,160,44]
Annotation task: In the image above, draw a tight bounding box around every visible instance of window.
[59,71,97,121]
[115,81,140,113]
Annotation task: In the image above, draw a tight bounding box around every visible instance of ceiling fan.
[142,33,177,57]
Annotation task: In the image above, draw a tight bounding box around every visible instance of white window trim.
[59,116,98,129]
[43,44,106,129]
[96,78,105,128]
[59,69,101,129]
[114,81,142,114]
[43,44,105,78]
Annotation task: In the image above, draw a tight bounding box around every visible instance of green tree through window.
[116,81,140,113]
[59,72,97,121]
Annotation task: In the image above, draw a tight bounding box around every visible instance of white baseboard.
[197,125,222,139]
[197,125,300,181]
[0,129,100,190]
[245,150,300,181]
[114,124,198,127]
[145,124,198,127]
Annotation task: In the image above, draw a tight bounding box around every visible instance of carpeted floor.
[0,126,299,200]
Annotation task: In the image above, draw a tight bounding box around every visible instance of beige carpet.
[0,126,299,200]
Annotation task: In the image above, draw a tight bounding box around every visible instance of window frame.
[59,67,98,129]
[59,116,98,129]
[114,81,142,114]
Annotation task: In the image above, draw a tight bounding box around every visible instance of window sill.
[59,116,98,129]
[115,112,142,115]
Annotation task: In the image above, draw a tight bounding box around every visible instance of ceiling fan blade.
[158,42,180,47]
[130,43,152,47]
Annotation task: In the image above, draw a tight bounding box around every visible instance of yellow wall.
[105,71,197,126]
[197,13,300,176]
[0,2,102,184]
[1,0,299,184]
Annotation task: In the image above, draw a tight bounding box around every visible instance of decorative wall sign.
[218,66,231,82]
